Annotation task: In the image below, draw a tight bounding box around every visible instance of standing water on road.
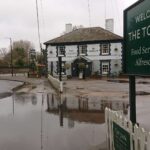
[0,80,128,150]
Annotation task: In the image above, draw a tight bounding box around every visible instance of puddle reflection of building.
[47,93,129,127]
[11,93,38,116]
[12,93,15,116]
[13,93,37,105]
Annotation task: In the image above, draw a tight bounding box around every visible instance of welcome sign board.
[124,0,150,75]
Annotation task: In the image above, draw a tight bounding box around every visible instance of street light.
[58,55,64,81]
[9,38,13,77]
[58,55,64,93]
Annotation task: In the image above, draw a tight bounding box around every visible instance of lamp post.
[58,55,63,81]
[59,95,64,127]
[9,38,13,77]
[58,55,64,93]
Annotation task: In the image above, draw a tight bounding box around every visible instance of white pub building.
[44,24,123,78]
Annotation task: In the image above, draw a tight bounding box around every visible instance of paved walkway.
[0,75,56,94]
[63,78,129,102]
[64,77,150,101]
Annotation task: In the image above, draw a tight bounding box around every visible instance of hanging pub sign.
[123,0,150,75]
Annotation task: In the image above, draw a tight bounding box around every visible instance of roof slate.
[44,27,123,45]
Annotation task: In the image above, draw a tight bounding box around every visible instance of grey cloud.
[0,0,138,50]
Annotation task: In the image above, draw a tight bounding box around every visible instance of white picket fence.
[105,108,150,150]
[48,74,63,93]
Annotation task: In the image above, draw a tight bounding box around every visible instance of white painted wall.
[87,44,100,56]
[65,61,72,76]
[47,42,122,76]
[62,57,76,61]
[47,43,122,60]
[110,43,122,75]
[110,59,122,75]
[92,60,100,74]
[110,43,122,57]
[87,55,121,61]
[47,45,57,58]
[53,61,58,75]
[65,45,77,57]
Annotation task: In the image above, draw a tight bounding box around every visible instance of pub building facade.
[44,26,123,77]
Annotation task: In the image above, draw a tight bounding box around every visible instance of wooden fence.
[105,108,150,150]
[0,67,29,74]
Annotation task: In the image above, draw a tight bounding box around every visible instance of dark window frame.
[57,46,66,56]
[100,43,110,55]
[78,45,87,56]
[100,60,111,75]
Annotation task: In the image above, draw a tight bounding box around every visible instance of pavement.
[0,74,56,94]
[63,78,129,102]
[64,77,150,99]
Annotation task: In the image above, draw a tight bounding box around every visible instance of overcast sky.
[0,0,138,51]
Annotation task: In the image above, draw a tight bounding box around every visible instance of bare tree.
[0,48,7,57]
[3,40,34,67]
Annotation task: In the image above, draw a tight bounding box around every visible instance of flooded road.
[1,77,150,150]
[0,80,129,150]
[0,80,22,93]
[0,80,22,99]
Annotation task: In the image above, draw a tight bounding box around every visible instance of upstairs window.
[101,44,109,55]
[58,46,65,56]
[78,45,87,55]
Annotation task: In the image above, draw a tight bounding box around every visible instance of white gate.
[105,108,150,150]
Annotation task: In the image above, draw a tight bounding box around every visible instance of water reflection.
[13,92,37,105]
[0,92,12,99]
[47,93,129,125]
[0,89,129,150]
[12,93,15,115]
[8,93,37,116]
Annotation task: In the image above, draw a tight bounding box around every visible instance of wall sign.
[124,0,150,75]
[66,49,77,56]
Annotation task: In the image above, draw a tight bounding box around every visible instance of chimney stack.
[65,23,72,33]
[105,19,114,33]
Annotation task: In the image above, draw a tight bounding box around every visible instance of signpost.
[124,0,150,124]
[124,0,150,75]
[113,122,130,150]
[58,55,62,81]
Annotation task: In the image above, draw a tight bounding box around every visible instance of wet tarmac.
[0,80,129,150]
[0,80,23,99]
[0,80,22,93]
[1,78,150,150]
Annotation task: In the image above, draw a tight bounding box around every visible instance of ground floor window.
[101,61,110,75]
